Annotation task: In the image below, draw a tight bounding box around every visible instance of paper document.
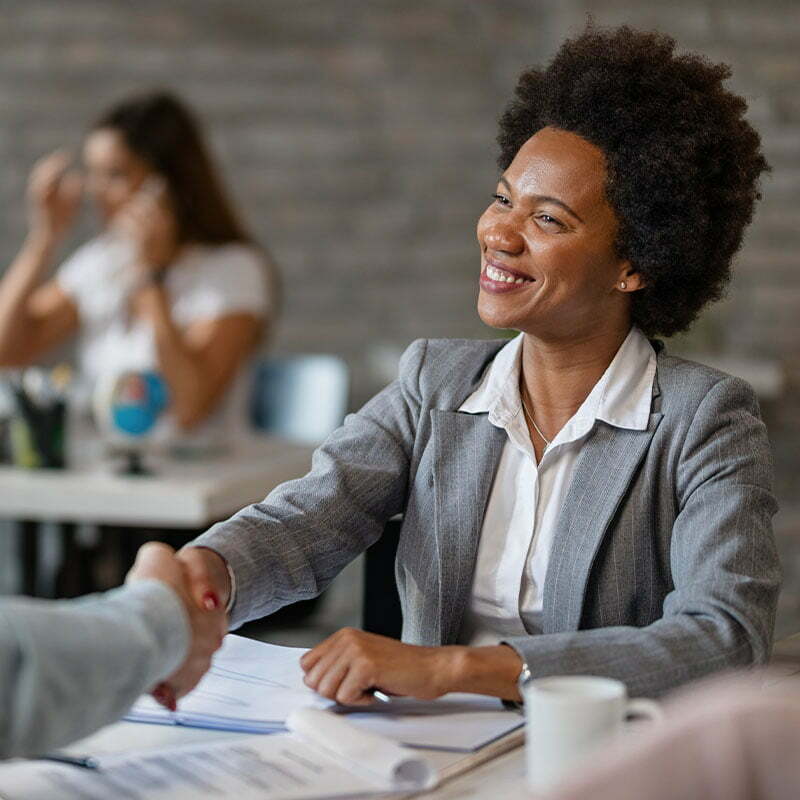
[126,635,331,732]
[0,708,437,800]
[125,634,523,750]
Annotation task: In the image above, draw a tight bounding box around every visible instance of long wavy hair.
[93,90,280,316]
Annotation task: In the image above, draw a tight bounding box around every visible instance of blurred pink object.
[544,671,800,800]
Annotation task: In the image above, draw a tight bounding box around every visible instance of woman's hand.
[176,546,233,611]
[26,150,82,245]
[300,628,461,706]
[127,542,227,709]
[114,176,178,273]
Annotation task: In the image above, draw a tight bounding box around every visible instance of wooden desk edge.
[395,726,525,798]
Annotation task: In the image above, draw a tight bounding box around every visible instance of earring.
[619,281,627,290]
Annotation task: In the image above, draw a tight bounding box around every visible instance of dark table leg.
[15,521,202,599]
[18,520,39,596]
[97,526,205,589]
[54,522,89,598]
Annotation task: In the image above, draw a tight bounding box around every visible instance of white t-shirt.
[56,234,270,446]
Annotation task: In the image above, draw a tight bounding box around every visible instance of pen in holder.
[7,367,69,469]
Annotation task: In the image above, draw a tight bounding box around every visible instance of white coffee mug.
[522,675,662,792]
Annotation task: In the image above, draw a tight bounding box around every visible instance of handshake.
[126,542,234,710]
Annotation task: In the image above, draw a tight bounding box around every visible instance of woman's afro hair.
[497,24,769,337]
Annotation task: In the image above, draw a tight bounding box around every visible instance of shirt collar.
[458,328,656,443]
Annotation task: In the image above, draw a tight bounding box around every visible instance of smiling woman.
[157,23,779,706]
[477,128,638,348]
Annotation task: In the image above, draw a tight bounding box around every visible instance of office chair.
[251,355,349,445]
[362,516,403,639]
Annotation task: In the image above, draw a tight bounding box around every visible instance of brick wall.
[1,1,799,620]
[2,0,797,390]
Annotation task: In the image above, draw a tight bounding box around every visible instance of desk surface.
[63,717,527,799]
[0,433,313,528]
[21,663,800,799]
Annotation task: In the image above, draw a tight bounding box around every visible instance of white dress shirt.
[457,327,656,646]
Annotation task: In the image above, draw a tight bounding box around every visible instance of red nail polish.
[152,685,171,709]
[162,686,177,711]
[202,592,219,611]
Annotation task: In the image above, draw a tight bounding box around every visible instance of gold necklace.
[521,393,552,447]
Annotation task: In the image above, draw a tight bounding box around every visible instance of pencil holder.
[9,400,67,469]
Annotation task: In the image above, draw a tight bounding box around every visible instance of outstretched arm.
[176,339,428,627]
[0,543,225,759]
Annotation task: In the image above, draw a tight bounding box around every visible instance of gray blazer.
[195,338,781,698]
[0,582,188,758]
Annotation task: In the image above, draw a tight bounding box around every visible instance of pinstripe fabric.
[192,337,780,698]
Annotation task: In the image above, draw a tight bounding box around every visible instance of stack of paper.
[126,636,331,732]
[0,708,438,800]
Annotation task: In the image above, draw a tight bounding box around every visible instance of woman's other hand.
[26,150,82,245]
[127,542,227,707]
[300,628,459,706]
[114,176,178,273]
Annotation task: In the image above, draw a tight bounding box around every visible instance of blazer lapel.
[542,410,664,634]
[431,409,506,644]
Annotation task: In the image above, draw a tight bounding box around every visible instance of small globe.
[94,371,170,442]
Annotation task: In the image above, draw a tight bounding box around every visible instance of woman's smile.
[480,259,537,294]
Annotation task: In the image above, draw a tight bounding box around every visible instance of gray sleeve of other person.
[0,581,188,758]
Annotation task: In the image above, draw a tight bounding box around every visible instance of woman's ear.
[616,264,645,292]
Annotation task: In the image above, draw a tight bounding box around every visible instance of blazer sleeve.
[0,581,189,758]
[503,376,781,698]
[190,339,427,628]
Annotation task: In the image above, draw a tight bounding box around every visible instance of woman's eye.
[537,214,564,229]
[491,193,510,206]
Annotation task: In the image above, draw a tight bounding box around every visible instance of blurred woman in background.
[0,90,277,446]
